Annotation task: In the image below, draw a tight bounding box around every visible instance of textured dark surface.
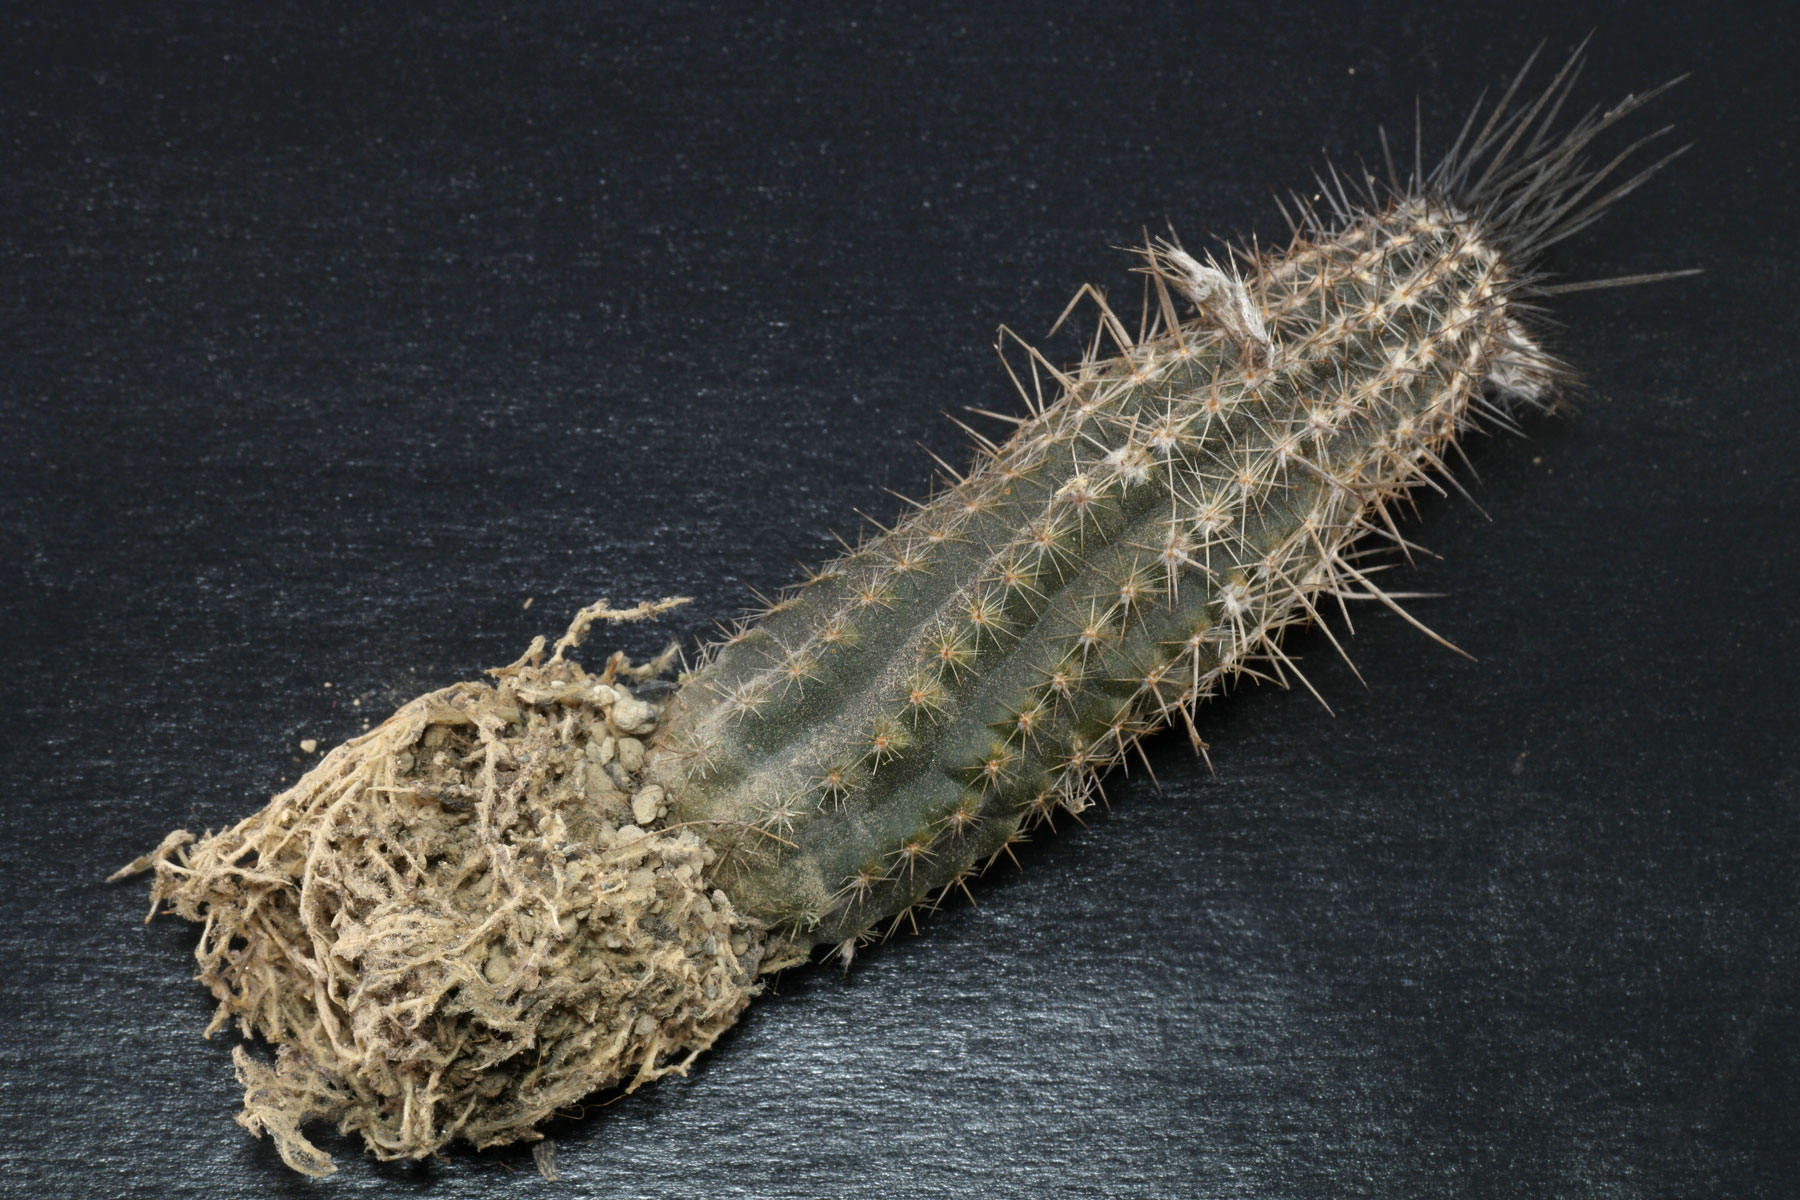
[3,2,1797,1197]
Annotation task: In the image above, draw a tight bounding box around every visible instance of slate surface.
[3,3,1797,1197]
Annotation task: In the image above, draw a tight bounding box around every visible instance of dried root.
[116,600,764,1176]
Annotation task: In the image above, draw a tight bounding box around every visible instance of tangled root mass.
[117,601,763,1176]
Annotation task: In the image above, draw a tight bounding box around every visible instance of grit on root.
[115,599,765,1177]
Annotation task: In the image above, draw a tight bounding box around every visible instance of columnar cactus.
[657,55,1686,961]
[125,47,1689,1175]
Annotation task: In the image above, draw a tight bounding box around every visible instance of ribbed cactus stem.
[656,202,1548,954]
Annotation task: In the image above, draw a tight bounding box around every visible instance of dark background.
[3,2,1796,1197]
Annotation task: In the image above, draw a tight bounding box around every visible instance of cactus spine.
[657,53,1686,958]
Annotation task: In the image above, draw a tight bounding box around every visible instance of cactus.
[123,46,1691,1175]
[655,51,1687,962]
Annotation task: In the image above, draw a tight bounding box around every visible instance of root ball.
[119,605,761,1176]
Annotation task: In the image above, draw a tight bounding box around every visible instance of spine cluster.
[658,199,1548,954]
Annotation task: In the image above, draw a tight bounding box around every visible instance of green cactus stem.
[655,54,1689,960]
[657,215,1528,954]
